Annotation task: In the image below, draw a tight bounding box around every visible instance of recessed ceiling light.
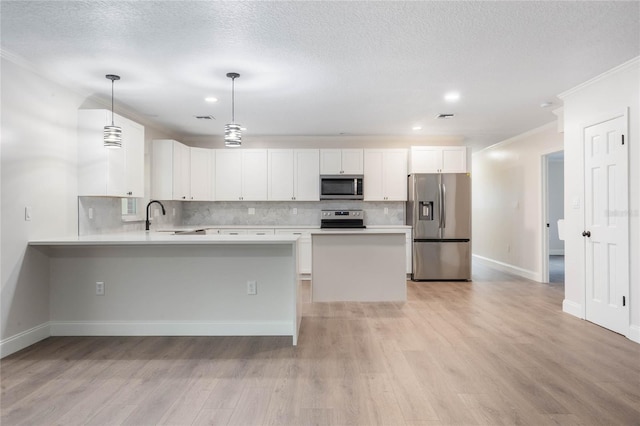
[444,92,460,102]
[412,126,422,131]
[205,97,218,103]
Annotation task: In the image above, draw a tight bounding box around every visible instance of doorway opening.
[542,150,565,284]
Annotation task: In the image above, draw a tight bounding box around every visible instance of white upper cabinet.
[190,147,214,201]
[151,139,194,200]
[78,109,145,198]
[364,149,408,201]
[215,150,242,200]
[268,149,320,201]
[294,150,320,201]
[320,149,363,174]
[215,149,268,201]
[410,146,467,173]
[241,149,268,201]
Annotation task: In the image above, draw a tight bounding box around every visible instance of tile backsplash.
[181,201,405,227]
[79,198,405,234]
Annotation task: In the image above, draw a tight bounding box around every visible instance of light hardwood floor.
[2,265,639,425]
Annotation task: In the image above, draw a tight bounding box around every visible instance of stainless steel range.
[320,210,366,229]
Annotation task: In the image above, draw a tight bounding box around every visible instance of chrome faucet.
[145,200,166,231]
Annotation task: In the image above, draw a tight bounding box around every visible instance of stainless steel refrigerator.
[407,173,471,280]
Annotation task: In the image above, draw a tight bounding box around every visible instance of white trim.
[473,122,557,156]
[49,321,294,337]
[472,254,541,282]
[558,56,640,99]
[0,322,51,358]
[549,249,565,256]
[562,299,584,319]
[628,325,640,344]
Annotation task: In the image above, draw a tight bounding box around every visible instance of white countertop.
[29,226,411,247]
[29,231,300,247]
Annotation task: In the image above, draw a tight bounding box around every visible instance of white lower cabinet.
[275,229,312,274]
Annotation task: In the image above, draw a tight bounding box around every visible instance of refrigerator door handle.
[441,183,446,228]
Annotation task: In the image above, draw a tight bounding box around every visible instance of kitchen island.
[311,228,407,302]
[29,232,303,345]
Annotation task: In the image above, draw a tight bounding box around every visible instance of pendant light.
[224,72,242,147]
[104,74,122,149]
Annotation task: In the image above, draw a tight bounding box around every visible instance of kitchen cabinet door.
[410,146,467,173]
[268,149,295,200]
[78,109,145,198]
[364,149,407,201]
[441,146,467,173]
[241,150,268,200]
[341,149,364,174]
[320,149,363,174]
[215,150,242,200]
[320,149,342,174]
[173,142,191,200]
[122,120,144,197]
[190,147,213,201]
[294,149,319,201]
[151,139,191,200]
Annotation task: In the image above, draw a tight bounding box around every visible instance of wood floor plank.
[2,264,639,426]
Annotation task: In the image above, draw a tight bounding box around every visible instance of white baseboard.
[562,299,584,319]
[0,322,51,358]
[472,254,541,282]
[50,320,294,337]
[628,325,640,344]
[549,249,565,256]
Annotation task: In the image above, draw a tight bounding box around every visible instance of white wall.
[0,57,177,356]
[559,57,639,342]
[1,58,82,354]
[471,123,564,281]
[548,158,565,254]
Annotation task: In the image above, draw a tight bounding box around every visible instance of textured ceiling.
[1,1,639,150]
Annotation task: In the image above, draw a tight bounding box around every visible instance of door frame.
[540,149,565,284]
[580,108,630,336]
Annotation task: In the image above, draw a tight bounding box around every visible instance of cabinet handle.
[127,191,133,196]
[182,196,186,199]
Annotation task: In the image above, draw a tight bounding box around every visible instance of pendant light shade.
[225,72,242,147]
[104,74,122,149]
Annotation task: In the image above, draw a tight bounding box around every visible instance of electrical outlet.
[172,207,176,216]
[292,208,298,215]
[248,208,255,215]
[88,207,94,220]
[384,207,389,215]
[96,281,105,296]
[25,206,32,221]
[247,280,257,295]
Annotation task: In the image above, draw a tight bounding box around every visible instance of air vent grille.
[195,115,215,120]
[436,114,455,119]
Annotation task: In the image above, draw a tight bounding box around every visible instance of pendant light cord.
[110,78,115,126]
[231,76,235,124]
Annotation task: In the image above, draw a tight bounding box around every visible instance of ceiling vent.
[195,115,215,120]
[436,113,455,119]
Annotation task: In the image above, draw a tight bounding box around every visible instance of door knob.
[582,230,591,237]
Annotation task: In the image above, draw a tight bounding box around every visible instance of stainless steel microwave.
[320,175,364,200]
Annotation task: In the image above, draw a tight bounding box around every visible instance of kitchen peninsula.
[29,232,303,345]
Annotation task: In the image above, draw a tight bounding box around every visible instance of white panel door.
[441,147,467,173]
[122,120,144,197]
[410,146,441,173]
[172,142,191,200]
[584,115,628,335]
